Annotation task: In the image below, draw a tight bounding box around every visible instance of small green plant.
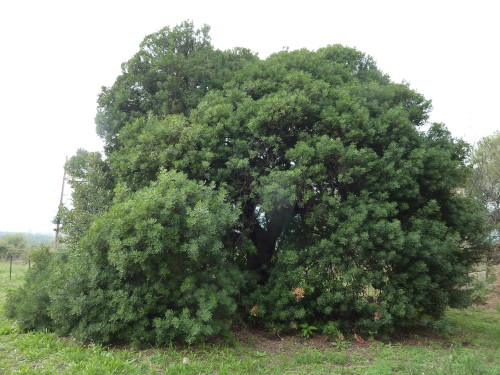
[433,316,456,338]
[420,314,456,338]
[330,340,351,350]
[298,323,317,338]
[322,321,341,340]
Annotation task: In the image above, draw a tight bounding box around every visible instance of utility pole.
[54,157,67,249]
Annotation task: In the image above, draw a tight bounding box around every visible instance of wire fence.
[0,256,30,281]
[0,254,494,283]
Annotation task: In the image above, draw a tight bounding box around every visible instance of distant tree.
[8,21,490,345]
[467,132,500,236]
[0,233,27,257]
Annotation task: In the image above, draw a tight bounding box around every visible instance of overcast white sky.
[0,0,498,234]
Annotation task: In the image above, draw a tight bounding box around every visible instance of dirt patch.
[230,325,450,356]
[233,328,334,354]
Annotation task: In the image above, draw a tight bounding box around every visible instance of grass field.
[0,258,30,288]
[1,261,499,374]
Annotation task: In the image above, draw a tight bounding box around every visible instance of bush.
[5,246,54,331]
[47,171,247,345]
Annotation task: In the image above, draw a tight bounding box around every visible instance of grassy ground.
[1,262,499,374]
[0,258,30,290]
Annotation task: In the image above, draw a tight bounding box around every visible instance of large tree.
[8,22,489,344]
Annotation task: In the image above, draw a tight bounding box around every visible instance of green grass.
[0,258,29,284]
[0,259,30,313]
[448,307,500,349]
[1,261,499,374]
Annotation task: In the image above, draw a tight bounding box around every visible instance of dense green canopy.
[8,21,489,345]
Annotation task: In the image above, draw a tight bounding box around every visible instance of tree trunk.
[247,223,276,283]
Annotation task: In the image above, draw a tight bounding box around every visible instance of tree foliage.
[467,132,500,234]
[8,21,489,344]
[49,171,245,345]
[0,233,27,257]
[95,20,256,151]
[55,149,115,245]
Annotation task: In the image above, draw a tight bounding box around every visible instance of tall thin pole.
[54,157,67,249]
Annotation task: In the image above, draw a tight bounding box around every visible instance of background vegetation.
[0,232,52,259]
